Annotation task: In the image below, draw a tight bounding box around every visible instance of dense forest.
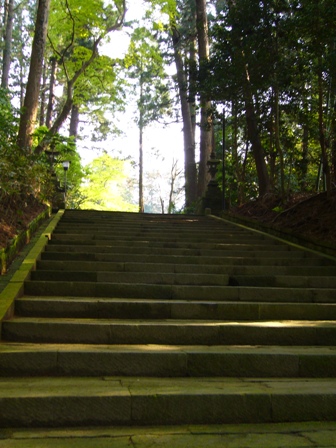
[0,0,335,246]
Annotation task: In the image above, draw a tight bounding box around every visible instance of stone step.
[15,297,336,321]
[49,240,288,253]
[51,233,275,246]
[43,245,306,259]
[3,318,336,345]
[29,269,336,289]
[30,270,230,286]
[23,280,336,302]
[40,251,333,266]
[36,260,336,276]
[1,343,335,378]
[0,376,336,427]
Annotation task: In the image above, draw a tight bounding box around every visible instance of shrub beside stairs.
[1,209,336,427]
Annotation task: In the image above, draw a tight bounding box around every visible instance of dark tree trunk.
[171,24,197,208]
[1,0,14,89]
[227,0,270,197]
[17,0,51,151]
[46,57,57,128]
[195,0,212,198]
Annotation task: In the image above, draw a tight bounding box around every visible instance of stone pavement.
[1,422,336,447]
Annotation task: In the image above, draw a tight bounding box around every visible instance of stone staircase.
[1,209,336,427]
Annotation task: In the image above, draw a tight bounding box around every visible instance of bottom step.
[2,422,336,448]
[0,377,336,427]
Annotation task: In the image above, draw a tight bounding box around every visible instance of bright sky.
[77,1,186,210]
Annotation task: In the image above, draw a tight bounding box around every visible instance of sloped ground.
[0,196,47,250]
[229,190,336,249]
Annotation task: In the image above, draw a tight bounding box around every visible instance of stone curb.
[0,207,51,275]
[0,210,64,324]
[210,213,336,262]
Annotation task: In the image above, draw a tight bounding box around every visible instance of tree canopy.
[0,0,335,215]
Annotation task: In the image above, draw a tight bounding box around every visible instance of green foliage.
[207,0,336,202]
[79,153,138,211]
[0,89,51,209]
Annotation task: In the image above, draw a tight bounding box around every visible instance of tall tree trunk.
[243,62,270,196]
[274,86,285,200]
[227,0,270,197]
[318,56,331,195]
[39,62,47,126]
[195,0,212,198]
[17,0,51,151]
[46,57,57,128]
[171,24,197,208]
[1,0,14,89]
[139,74,144,213]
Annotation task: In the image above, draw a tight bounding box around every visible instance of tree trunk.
[1,0,14,89]
[17,0,51,151]
[171,24,197,208]
[139,74,144,214]
[39,62,47,126]
[227,0,270,197]
[195,0,212,198]
[69,104,80,138]
[318,57,331,195]
[46,57,57,128]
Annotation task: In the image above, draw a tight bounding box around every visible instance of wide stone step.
[36,260,336,276]
[47,241,293,253]
[0,376,336,427]
[43,245,306,259]
[14,297,336,321]
[23,281,336,302]
[3,318,336,345]
[29,270,336,289]
[50,235,276,248]
[40,251,332,266]
[51,228,271,240]
[1,343,335,378]
[30,270,230,286]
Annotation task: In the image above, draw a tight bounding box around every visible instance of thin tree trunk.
[17,0,51,151]
[1,0,14,89]
[39,62,47,126]
[46,57,57,128]
[171,24,197,207]
[243,63,270,196]
[195,0,212,198]
[69,104,80,138]
[318,57,331,195]
[227,0,270,197]
[274,86,285,200]
[139,74,144,213]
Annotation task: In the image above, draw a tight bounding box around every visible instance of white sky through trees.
[77,1,185,212]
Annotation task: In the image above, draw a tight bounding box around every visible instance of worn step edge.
[22,282,336,302]
[14,297,336,321]
[0,377,336,426]
[0,344,335,378]
[3,319,336,345]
